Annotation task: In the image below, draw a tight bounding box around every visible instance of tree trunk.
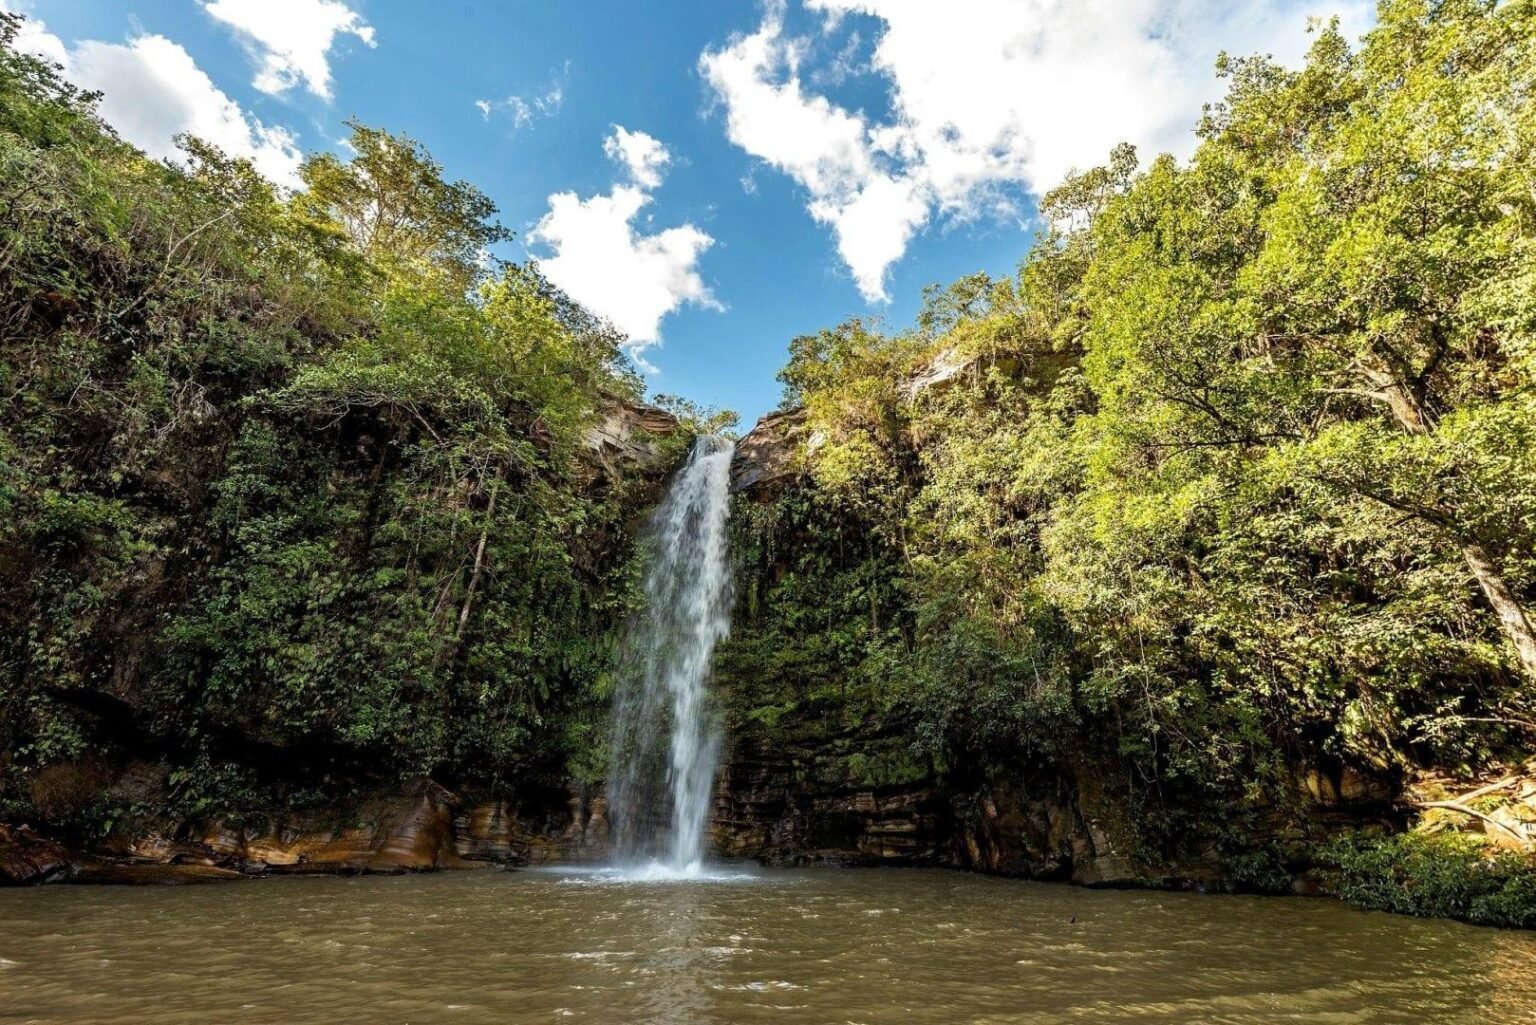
[434,486,498,671]
[1364,361,1536,681]
[1461,540,1536,681]
[455,487,498,643]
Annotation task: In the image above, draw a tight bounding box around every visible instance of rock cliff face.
[708,746,1400,890]
[729,410,811,494]
[0,757,1428,890]
[0,784,609,885]
[582,398,681,482]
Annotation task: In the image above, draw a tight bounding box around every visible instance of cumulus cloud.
[603,126,672,189]
[202,0,375,100]
[2,0,67,66]
[0,2,303,189]
[72,35,305,188]
[530,128,719,369]
[477,64,568,130]
[702,0,1375,301]
[699,6,924,301]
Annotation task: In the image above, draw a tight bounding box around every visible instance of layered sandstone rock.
[0,783,609,885]
[708,746,1402,891]
[730,410,812,495]
[0,825,73,885]
[581,397,681,480]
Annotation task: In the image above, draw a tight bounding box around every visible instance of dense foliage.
[0,15,672,834]
[1324,832,1536,928]
[722,0,1535,872]
[1,1,1532,924]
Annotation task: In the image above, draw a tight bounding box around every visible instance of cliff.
[730,410,811,495]
[1,783,610,884]
[0,47,692,874]
[714,370,1535,919]
[581,397,683,483]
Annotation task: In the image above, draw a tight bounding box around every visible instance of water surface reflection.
[1,867,1532,1024]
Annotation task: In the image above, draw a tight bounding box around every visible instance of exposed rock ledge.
[581,397,680,481]
[9,759,1497,893]
[730,409,812,495]
[0,785,609,886]
[711,750,1403,892]
[728,349,1021,496]
[10,733,1514,892]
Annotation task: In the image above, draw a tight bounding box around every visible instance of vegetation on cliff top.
[720,0,1535,915]
[0,12,674,835]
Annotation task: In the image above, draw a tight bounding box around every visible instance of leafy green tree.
[0,22,663,831]
[294,119,512,293]
[651,394,740,438]
[725,0,1535,900]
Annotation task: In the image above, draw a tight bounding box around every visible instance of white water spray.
[607,436,735,876]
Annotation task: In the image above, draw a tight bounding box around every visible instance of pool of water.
[1,866,1532,1024]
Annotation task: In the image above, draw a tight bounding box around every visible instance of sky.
[3,0,1375,428]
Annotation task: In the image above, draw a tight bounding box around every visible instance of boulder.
[730,409,811,495]
[581,397,680,480]
[0,825,74,885]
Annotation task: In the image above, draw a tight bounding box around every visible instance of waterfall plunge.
[607,436,736,875]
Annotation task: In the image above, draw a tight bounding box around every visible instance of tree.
[293,119,511,293]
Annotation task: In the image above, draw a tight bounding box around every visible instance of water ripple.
[0,868,1532,1025]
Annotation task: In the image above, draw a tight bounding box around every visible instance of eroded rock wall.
[714,409,1413,892]
[707,750,1400,890]
[0,784,609,885]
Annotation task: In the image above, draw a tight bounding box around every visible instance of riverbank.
[5,771,1533,930]
[0,785,607,886]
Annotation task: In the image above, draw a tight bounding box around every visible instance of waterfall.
[607,436,736,873]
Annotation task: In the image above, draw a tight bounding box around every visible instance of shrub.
[1322,832,1536,929]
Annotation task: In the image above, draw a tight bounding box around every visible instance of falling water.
[607,436,736,874]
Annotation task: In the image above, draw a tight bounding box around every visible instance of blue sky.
[5,0,1375,428]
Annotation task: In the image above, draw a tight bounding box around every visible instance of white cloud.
[603,126,671,189]
[478,88,561,128]
[1,1,68,66]
[702,0,1376,301]
[809,171,926,301]
[530,128,719,369]
[72,35,305,188]
[0,4,304,191]
[699,5,921,301]
[477,64,568,130]
[202,0,375,100]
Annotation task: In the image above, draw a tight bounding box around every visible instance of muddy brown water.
[1,866,1532,1025]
